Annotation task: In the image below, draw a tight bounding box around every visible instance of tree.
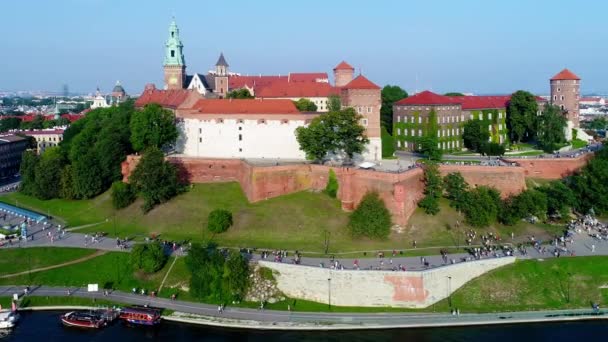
[59,165,75,199]
[129,147,183,213]
[443,172,469,209]
[324,169,339,198]
[536,104,567,152]
[507,90,539,143]
[0,117,21,132]
[539,181,575,218]
[223,251,250,301]
[226,88,254,99]
[381,126,395,158]
[295,108,369,163]
[207,209,233,234]
[463,119,490,153]
[293,98,317,112]
[111,181,136,209]
[131,242,167,274]
[348,192,392,238]
[461,186,501,227]
[327,95,341,112]
[417,136,442,161]
[71,151,104,199]
[418,163,442,215]
[444,92,465,96]
[19,151,39,196]
[130,103,178,152]
[380,85,408,134]
[34,147,65,199]
[481,142,506,156]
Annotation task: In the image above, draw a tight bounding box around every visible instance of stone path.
[0,250,107,279]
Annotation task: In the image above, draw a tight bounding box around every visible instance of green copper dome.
[164,18,186,66]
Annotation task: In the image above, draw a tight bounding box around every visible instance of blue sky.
[1,0,606,95]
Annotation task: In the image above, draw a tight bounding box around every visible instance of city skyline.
[1,0,606,95]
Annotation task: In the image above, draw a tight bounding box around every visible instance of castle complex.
[137,19,382,161]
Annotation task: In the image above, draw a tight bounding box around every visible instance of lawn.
[447,256,608,312]
[571,139,588,149]
[505,150,546,157]
[0,247,97,276]
[0,183,565,254]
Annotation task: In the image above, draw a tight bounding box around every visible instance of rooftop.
[342,75,381,90]
[551,68,581,81]
[191,98,300,115]
[334,61,354,71]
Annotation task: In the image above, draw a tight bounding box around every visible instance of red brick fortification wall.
[503,154,592,180]
[439,165,527,197]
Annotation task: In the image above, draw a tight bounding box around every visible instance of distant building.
[91,87,109,109]
[580,97,605,106]
[20,129,64,153]
[90,81,128,109]
[0,134,28,180]
[550,69,581,129]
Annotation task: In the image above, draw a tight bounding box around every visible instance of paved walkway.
[4,285,608,330]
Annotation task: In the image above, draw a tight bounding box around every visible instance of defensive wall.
[259,257,516,308]
[121,153,592,226]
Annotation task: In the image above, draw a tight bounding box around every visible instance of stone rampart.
[439,165,527,197]
[259,257,515,308]
[503,154,592,179]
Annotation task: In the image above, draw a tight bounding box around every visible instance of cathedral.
[136,19,382,161]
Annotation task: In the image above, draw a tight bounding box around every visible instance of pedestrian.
[218,305,222,314]
[592,244,596,253]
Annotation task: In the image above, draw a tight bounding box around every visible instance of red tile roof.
[551,69,580,80]
[229,75,287,89]
[61,113,84,122]
[395,91,459,105]
[288,73,329,82]
[460,95,512,110]
[135,88,193,109]
[256,82,338,98]
[334,61,354,70]
[20,129,65,135]
[342,75,381,90]
[191,99,300,115]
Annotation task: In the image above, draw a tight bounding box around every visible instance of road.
[3,285,607,330]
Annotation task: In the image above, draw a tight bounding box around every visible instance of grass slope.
[0,247,97,276]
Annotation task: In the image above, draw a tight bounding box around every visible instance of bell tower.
[163,18,186,90]
[214,53,229,98]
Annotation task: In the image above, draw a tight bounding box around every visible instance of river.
[3,311,607,341]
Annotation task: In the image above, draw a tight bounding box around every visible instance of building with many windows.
[20,129,65,153]
[0,134,28,180]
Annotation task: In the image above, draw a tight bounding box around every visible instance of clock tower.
[163,18,186,90]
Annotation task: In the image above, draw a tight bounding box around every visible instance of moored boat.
[0,311,19,329]
[119,306,161,326]
[61,311,106,329]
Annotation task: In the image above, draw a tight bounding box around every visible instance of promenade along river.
[5,311,608,341]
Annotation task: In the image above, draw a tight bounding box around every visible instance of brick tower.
[340,74,382,161]
[163,18,186,90]
[550,68,580,128]
[214,53,229,98]
[333,61,354,87]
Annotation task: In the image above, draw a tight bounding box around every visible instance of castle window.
[367,107,372,113]
[238,119,244,123]
[239,134,242,141]
[411,129,415,136]
[553,95,557,101]
[557,88,561,92]
[199,128,202,134]
[171,32,174,38]
[488,113,492,120]
[239,148,242,152]
[397,116,401,123]
[397,128,401,135]
[397,140,401,148]
[239,127,242,131]
[418,116,422,124]
[418,129,422,136]
[171,50,175,57]
[404,130,408,136]
[560,95,565,101]
[199,137,202,143]
[361,119,368,126]
[282,119,289,124]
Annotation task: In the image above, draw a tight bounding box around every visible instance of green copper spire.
[164,18,186,66]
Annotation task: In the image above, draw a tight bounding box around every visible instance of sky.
[1,0,607,95]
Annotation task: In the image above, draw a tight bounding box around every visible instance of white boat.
[0,311,19,329]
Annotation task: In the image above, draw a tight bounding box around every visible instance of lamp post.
[447,276,452,308]
[327,277,332,310]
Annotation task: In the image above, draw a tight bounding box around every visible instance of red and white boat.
[61,311,107,329]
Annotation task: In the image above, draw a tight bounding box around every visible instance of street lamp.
[447,276,452,308]
[327,277,332,310]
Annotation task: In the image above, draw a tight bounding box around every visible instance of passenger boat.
[61,311,106,329]
[0,311,19,329]
[119,306,161,326]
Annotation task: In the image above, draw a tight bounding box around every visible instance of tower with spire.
[214,53,229,98]
[163,18,187,90]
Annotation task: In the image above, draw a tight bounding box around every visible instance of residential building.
[20,129,65,153]
[0,134,28,180]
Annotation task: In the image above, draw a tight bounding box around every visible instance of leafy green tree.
[208,209,233,234]
[0,117,21,132]
[293,98,318,112]
[567,148,608,214]
[417,136,442,161]
[131,242,167,274]
[463,119,490,153]
[59,165,75,199]
[443,172,469,209]
[419,163,443,215]
[481,142,506,156]
[129,147,182,213]
[226,89,254,99]
[507,90,539,143]
[223,251,250,301]
[348,192,392,238]
[111,181,136,209]
[536,104,567,152]
[71,151,104,199]
[444,92,465,96]
[381,126,395,158]
[34,147,65,199]
[19,150,39,196]
[381,85,408,133]
[462,186,501,227]
[538,181,575,218]
[295,108,368,163]
[324,169,339,198]
[327,94,342,112]
[130,103,178,152]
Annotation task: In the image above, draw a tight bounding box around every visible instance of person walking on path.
[592,244,596,253]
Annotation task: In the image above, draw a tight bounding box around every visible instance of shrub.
[381,126,395,158]
[348,192,392,239]
[111,181,136,209]
[207,209,233,234]
[324,169,339,198]
[131,242,167,274]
